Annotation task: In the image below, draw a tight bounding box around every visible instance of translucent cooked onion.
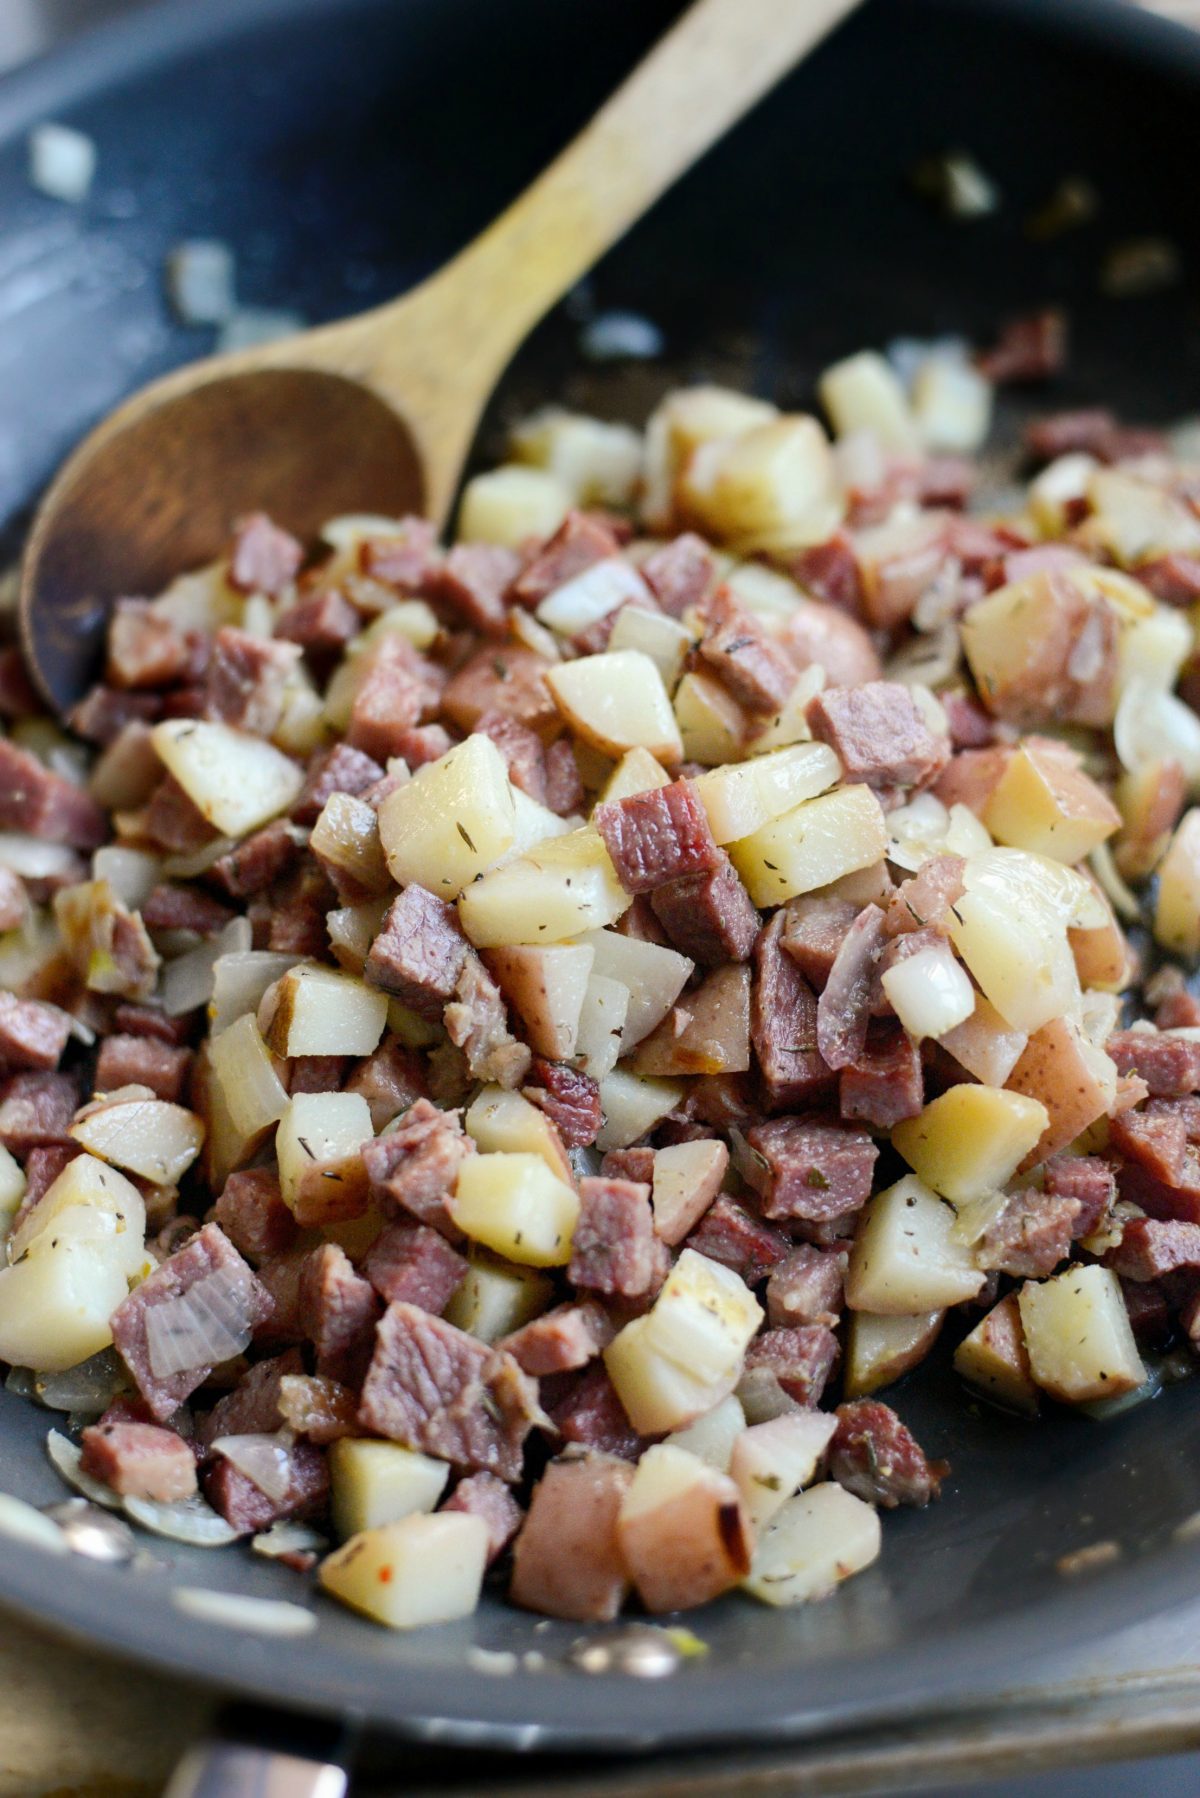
[161,836,238,880]
[211,1432,294,1502]
[961,848,1108,931]
[161,916,252,1017]
[123,1494,242,1546]
[92,846,161,909]
[0,1494,68,1555]
[35,1349,126,1417]
[881,943,974,1041]
[252,1520,327,1560]
[1114,679,1200,790]
[209,950,301,1037]
[144,1268,258,1378]
[0,833,79,879]
[46,1429,123,1510]
[171,1587,316,1634]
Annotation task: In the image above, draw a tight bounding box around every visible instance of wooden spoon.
[20,0,859,713]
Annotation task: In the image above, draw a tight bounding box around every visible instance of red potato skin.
[617,1466,753,1614]
[510,1456,633,1622]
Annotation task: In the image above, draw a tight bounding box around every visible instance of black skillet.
[1,0,1200,1779]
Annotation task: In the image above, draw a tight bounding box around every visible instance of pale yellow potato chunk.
[463,1086,573,1184]
[911,355,993,454]
[652,1138,729,1245]
[319,1513,489,1630]
[693,744,841,845]
[509,406,642,508]
[8,1152,145,1275]
[276,1090,372,1220]
[152,720,303,837]
[607,606,693,689]
[309,792,389,897]
[844,1309,945,1398]
[1155,808,1200,958]
[604,1248,762,1434]
[458,830,630,947]
[71,1096,204,1187]
[445,1251,553,1343]
[953,1293,1038,1416]
[729,783,888,906]
[664,1394,746,1471]
[0,1239,132,1374]
[330,1440,450,1541]
[536,558,651,637]
[680,416,838,546]
[743,1483,881,1608]
[595,1068,684,1152]
[818,349,918,451]
[261,963,388,1059]
[846,1176,985,1314]
[482,943,593,1059]
[673,669,746,766]
[581,929,693,1050]
[947,883,1081,1036]
[207,1012,288,1143]
[981,742,1121,865]
[642,384,777,528]
[457,465,569,548]
[730,1412,837,1530]
[546,650,683,763]
[599,747,671,804]
[376,734,518,899]
[0,1143,25,1233]
[573,973,630,1081]
[1017,1266,1145,1405]
[891,1086,1048,1203]
[937,995,1028,1087]
[450,1152,579,1268]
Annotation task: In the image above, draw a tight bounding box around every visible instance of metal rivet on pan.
[43,1498,139,1564]
[565,1626,683,1678]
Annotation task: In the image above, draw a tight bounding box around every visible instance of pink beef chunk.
[474,709,547,801]
[95,1034,191,1102]
[808,682,949,791]
[500,1302,614,1376]
[569,1178,657,1298]
[839,1023,924,1129]
[0,740,106,848]
[1109,1216,1200,1281]
[361,1098,473,1237]
[435,544,520,636]
[364,885,468,1018]
[1110,1107,1188,1186]
[301,1244,381,1387]
[744,1116,878,1224]
[544,738,584,816]
[442,1472,524,1565]
[112,1003,189,1045]
[649,851,760,967]
[601,1147,656,1184]
[358,1302,539,1482]
[0,993,71,1071]
[80,1419,197,1502]
[71,686,161,745]
[1043,1154,1117,1237]
[510,1455,634,1621]
[143,774,213,853]
[106,600,193,689]
[204,626,299,735]
[110,1223,273,1421]
[195,1349,303,1450]
[1136,554,1200,609]
[1122,1277,1173,1348]
[228,513,303,596]
[523,1058,601,1147]
[20,1143,79,1207]
[288,1055,350,1095]
[816,905,887,1073]
[1118,1150,1200,1227]
[766,1244,848,1329]
[830,1400,946,1508]
[0,867,27,935]
[347,638,442,762]
[642,534,715,617]
[362,1221,467,1312]
[546,1363,644,1461]
[510,511,620,609]
[291,743,383,827]
[977,308,1067,384]
[213,1168,297,1262]
[253,1248,310,1347]
[685,1196,789,1285]
[140,883,233,935]
[780,897,858,990]
[744,1324,839,1407]
[343,1036,427,1132]
[209,820,301,898]
[594,781,720,894]
[204,1441,329,1533]
[976,1191,1079,1278]
[387,724,455,770]
[274,587,361,654]
[0,1071,80,1153]
[444,954,531,1090]
[359,519,441,592]
[751,912,835,1113]
[1109,1030,1200,1097]
[698,587,796,714]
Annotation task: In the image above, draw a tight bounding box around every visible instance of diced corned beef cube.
[744,1324,839,1407]
[976,309,1067,384]
[546,1363,644,1461]
[751,911,835,1113]
[780,896,857,989]
[0,740,106,848]
[594,781,719,895]
[0,647,39,720]
[444,954,531,1090]
[80,1418,197,1501]
[510,511,620,608]
[976,1191,1079,1278]
[474,709,547,801]
[209,820,302,898]
[544,737,584,817]
[840,1022,924,1129]
[641,533,715,618]
[1121,1276,1174,1349]
[358,1302,539,1482]
[267,861,338,959]
[143,773,214,854]
[21,1143,79,1207]
[253,1248,310,1346]
[1118,1148,1200,1227]
[500,1302,614,1376]
[70,686,162,745]
[291,743,383,827]
[359,518,441,592]
[1109,1216,1200,1281]
[601,1147,656,1184]
[1156,989,1200,1031]
[287,1055,350,1095]
[685,1195,789,1285]
[942,690,997,749]
[365,885,468,1018]
[766,1244,847,1330]
[649,851,759,967]
[274,588,360,653]
[213,1168,298,1262]
[884,855,966,937]
[1043,1154,1117,1238]
[830,1400,945,1508]
[277,1372,359,1444]
[347,637,443,763]
[0,992,71,1071]
[1109,1031,1200,1098]
[442,646,559,736]
[204,1441,329,1534]
[698,587,796,714]
[204,626,299,736]
[615,894,671,946]
[0,1070,80,1152]
[745,1115,878,1224]
[435,544,520,636]
[443,1471,524,1565]
[0,867,27,935]
[817,904,887,1072]
[510,1455,633,1621]
[568,1177,657,1297]
[361,1098,473,1237]
[141,883,233,936]
[106,600,192,689]
[1109,1103,1188,1185]
[808,682,949,792]
[1135,555,1200,609]
[1022,408,1118,462]
[159,683,208,721]
[523,1058,601,1147]
[95,1034,191,1102]
[302,1243,381,1386]
[195,1348,303,1450]
[111,1223,273,1421]
[111,1002,189,1044]
[387,724,455,770]
[362,1221,467,1312]
[343,1035,427,1132]
[228,513,303,596]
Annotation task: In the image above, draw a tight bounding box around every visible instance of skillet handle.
[164,1707,353,1798]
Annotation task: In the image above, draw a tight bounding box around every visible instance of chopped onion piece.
[124,1494,242,1546]
[211,1432,294,1502]
[92,846,160,909]
[1115,679,1200,791]
[161,836,238,880]
[252,1520,328,1560]
[166,240,236,325]
[46,1429,123,1510]
[1088,843,1142,924]
[0,1494,68,1555]
[35,1349,126,1417]
[144,1267,259,1378]
[579,310,664,361]
[28,123,97,203]
[883,943,974,1040]
[0,834,80,879]
[172,1587,317,1634]
[209,949,301,1036]
[161,916,251,1017]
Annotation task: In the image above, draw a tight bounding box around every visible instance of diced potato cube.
[207,1012,288,1142]
[665,1393,746,1471]
[151,720,303,837]
[457,465,570,548]
[8,1152,145,1276]
[1029,453,1097,536]
[960,573,1119,728]
[546,650,683,764]
[599,748,672,805]
[911,356,992,453]
[463,1086,573,1184]
[450,1152,579,1268]
[510,407,642,508]
[844,1309,944,1398]
[536,559,651,637]
[730,1411,837,1529]
[846,1175,985,1313]
[444,1250,553,1343]
[617,1444,752,1613]
[652,1138,729,1244]
[673,669,746,766]
[730,784,888,906]
[694,744,841,845]
[582,929,693,1050]
[208,948,301,1037]
[605,1249,762,1433]
[376,734,518,899]
[458,829,630,947]
[749,664,826,755]
[1006,1017,1118,1166]
[276,1090,372,1224]
[723,562,805,622]
[70,1096,204,1187]
[953,1293,1038,1415]
[261,963,388,1059]
[1068,876,1129,991]
[880,942,974,1041]
[595,1068,684,1152]
[0,1239,132,1374]
[319,1513,489,1629]
[0,1143,26,1234]
[1017,1265,1146,1405]
[482,943,593,1060]
[573,973,630,1080]
[680,416,839,547]
[309,792,389,897]
[1155,809,1200,959]
[642,385,778,529]
[948,884,1081,1035]
[818,350,918,452]
[742,1482,881,1607]
[632,964,750,1077]
[937,995,1028,1087]
[891,1086,1048,1203]
[330,1440,450,1541]
[606,606,694,690]
[981,742,1121,865]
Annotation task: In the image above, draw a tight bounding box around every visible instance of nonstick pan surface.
[1,0,1199,1752]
